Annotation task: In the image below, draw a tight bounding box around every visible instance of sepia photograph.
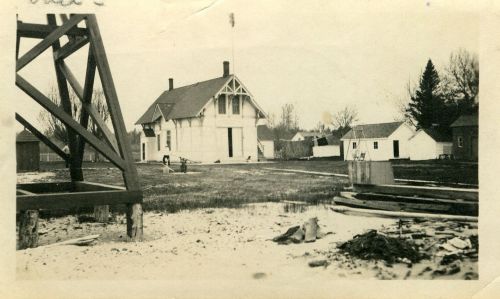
[3,0,499,298]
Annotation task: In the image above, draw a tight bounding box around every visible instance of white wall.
[408,131,453,160]
[139,94,261,163]
[342,124,415,161]
[408,131,436,160]
[313,145,340,157]
[260,140,275,159]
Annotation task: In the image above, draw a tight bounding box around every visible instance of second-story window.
[218,95,226,114]
[232,96,240,114]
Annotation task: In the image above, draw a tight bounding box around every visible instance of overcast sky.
[13,0,479,132]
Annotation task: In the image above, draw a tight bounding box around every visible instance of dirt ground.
[16,202,477,280]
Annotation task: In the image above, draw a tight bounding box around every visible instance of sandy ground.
[17,202,477,280]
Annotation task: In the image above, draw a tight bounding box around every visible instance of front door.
[228,128,233,157]
[393,140,399,158]
[142,143,146,161]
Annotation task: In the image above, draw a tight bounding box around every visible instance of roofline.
[197,75,268,119]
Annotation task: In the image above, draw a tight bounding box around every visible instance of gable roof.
[257,125,274,141]
[135,76,231,125]
[450,114,478,128]
[16,130,38,142]
[341,122,403,140]
[413,128,452,142]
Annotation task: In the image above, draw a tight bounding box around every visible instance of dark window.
[166,130,171,149]
[352,142,357,149]
[157,134,160,151]
[232,96,240,114]
[374,141,378,149]
[218,95,226,114]
[458,136,463,148]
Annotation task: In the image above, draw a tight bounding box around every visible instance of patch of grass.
[34,159,476,215]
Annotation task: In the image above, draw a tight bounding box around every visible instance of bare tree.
[333,105,358,135]
[279,103,299,131]
[38,86,110,161]
[442,48,479,111]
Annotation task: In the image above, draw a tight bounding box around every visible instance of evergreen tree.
[405,59,447,131]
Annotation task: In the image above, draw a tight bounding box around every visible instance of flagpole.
[229,13,235,75]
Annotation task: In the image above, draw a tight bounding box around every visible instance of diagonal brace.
[16,74,126,170]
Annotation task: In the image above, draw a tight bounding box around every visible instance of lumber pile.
[334,184,478,217]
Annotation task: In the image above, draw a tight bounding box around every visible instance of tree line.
[403,48,478,136]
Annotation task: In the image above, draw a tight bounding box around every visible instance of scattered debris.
[272,218,330,244]
[308,259,329,268]
[337,230,422,264]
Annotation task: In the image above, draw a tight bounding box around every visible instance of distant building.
[16,129,40,172]
[257,125,275,159]
[341,122,415,161]
[291,131,321,142]
[408,128,452,160]
[450,113,478,160]
[135,61,267,163]
[313,134,341,158]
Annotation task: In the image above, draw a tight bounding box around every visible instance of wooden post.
[126,203,143,241]
[94,205,110,222]
[18,210,39,249]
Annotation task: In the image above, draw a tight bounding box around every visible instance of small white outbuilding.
[408,128,452,160]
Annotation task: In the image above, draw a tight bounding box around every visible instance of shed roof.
[450,114,478,128]
[135,76,231,125]
[16,130,39,143]
[341,122,403,140]
[257,125,274,141]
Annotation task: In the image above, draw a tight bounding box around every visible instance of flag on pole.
[229,13,235,27]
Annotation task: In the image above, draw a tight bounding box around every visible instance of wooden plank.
[355,192,478,206]
[53,36,89,61]
[334,192,452,214]
[353,183,478,201]
[15,113,69,162]
[17,190,142,211]
[16,15,86,71]
[330,204,478,222]
[17,182,73,193]
[16,74,126,170]
[58,62,119,153]
[16,189,36,196]
[73,181,125,192]
[17,21,87,39]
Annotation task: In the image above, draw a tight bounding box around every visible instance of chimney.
[223,61,230,77]
[168,78,174,91]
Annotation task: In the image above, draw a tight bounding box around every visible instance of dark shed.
[16,129,40,172]
[450,114,478,160]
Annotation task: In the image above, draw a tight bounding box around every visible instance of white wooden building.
[257,125,275,159]
[135,62,267,163]
[291,131,321,142]
[341,122,415,161]
[408,128,452,160]
[312,134,341,158]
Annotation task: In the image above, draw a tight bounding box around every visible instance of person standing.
[62,144,70,168]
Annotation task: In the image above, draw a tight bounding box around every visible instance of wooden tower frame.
[16,14,143,247]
